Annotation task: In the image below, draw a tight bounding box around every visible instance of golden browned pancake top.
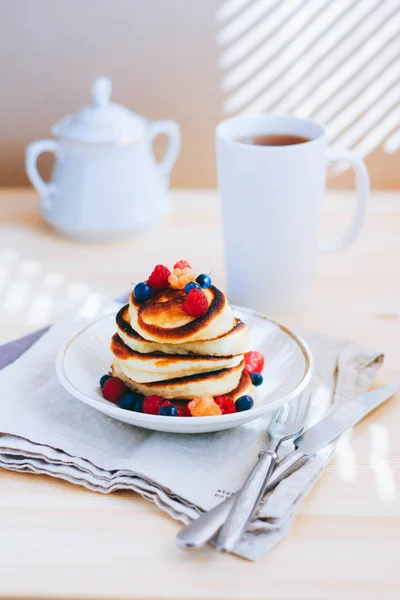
[129,285,236,343]
[116,306,143,340]
[118,359,244,387]
[223,370,251,401]
[116,304,247,345]
[111,333,235,362]
[112,360,251,401]
[116,304,250,357]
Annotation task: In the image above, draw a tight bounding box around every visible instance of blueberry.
[119,393,144,412]
[235,395,254,412]
[99,374,111,388]
[158,404,179,416]
[251,372,263,386]
[184,281,201,294]
[132,394,145,412]
[196,274,212,288]
[134,282,152,302]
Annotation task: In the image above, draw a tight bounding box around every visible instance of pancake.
[116,305,250,357]
[111,334,244,382]
[111,358,248,400]
[128,286,236,344]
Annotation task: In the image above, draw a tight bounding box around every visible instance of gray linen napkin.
[0,296,383,561]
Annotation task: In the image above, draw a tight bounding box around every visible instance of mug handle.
[148,120,181,179]
[25,139,60,203]
[319,148,369,252]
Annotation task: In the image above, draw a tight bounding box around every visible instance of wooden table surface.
[0,189,400,600]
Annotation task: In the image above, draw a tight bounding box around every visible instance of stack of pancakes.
[110,285,252,401]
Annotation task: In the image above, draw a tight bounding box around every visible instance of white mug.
[25,77,181,241]
[216,114,369,314]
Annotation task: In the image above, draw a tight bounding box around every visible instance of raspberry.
[215,395,236,414]
[182,288,208,318]
[174,260,191,269]
[147,264,171,290]
[188,394,222,417]
[99,374,112,388]
[244,351,265,375]
[177,404,192,417]
[102,377,127,403]
[168,267,196,290]
[143,395,164,415]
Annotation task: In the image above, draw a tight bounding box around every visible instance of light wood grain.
[0,189,400,599]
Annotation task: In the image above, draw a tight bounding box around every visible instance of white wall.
[0,0,222,187]
[0,0,398,188]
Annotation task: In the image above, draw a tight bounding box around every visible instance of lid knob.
[52,76,147,143]
[91,76,112,108]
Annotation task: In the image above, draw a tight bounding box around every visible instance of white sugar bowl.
[25,77,180,240]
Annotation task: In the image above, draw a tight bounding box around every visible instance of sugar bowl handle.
[148,120,181,179]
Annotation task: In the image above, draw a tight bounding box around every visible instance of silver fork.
[214,398,308,553]
[176,393,312,550]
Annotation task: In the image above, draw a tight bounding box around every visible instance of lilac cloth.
[0,328,49,371]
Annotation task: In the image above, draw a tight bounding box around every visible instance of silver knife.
[176,384,399,549]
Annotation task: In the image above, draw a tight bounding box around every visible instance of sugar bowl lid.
[52,77,147,144]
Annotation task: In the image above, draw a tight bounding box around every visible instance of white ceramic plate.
[56,306,312,434]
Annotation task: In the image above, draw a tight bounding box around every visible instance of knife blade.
[293,384,399,456]
[176,384,399,549]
